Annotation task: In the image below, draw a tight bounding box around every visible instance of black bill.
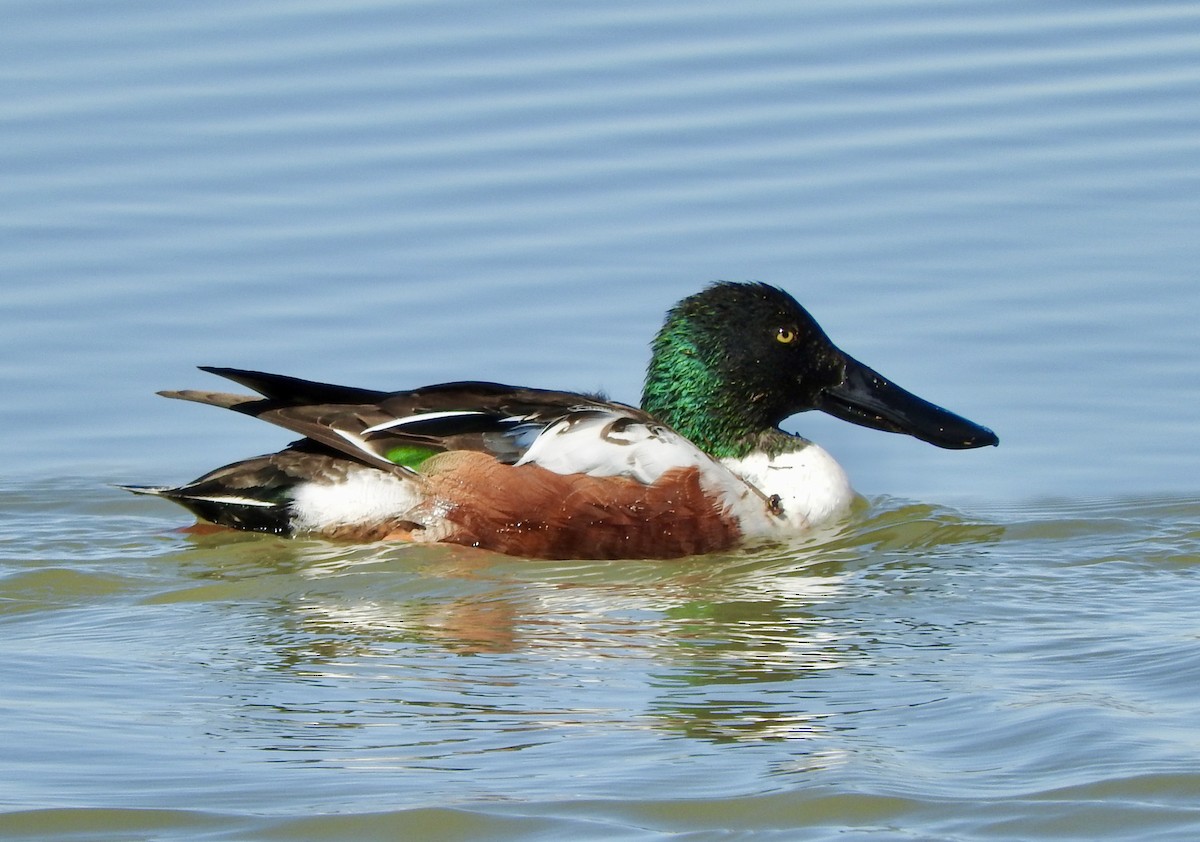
[817,354,998,450]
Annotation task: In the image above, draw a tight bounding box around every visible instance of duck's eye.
[775,326,797,345]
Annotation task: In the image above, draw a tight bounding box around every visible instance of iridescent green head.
[641,282,998,459]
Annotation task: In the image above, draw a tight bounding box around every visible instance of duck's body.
[125,283,996,559]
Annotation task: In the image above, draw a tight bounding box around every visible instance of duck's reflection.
[170,501,1001,750]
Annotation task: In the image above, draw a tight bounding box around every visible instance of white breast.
[721,443,856,534]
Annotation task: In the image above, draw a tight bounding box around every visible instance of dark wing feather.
[160,368,654,471]
[198,366,390,404]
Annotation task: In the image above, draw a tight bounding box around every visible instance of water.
[3,490,1199,839]
[3,1,1200,839]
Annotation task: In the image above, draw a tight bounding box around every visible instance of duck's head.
[641,282,998,459]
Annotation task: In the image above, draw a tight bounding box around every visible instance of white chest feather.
[721,443,856,534]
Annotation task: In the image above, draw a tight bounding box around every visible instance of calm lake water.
[3,1,1200,840]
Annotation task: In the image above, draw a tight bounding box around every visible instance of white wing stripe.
[184,494,276,507]
[363,410,488,434]
[333,428,379,457]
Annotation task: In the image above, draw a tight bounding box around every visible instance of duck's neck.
[641,326,776,460]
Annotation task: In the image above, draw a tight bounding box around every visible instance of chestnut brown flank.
[414,451,741,560]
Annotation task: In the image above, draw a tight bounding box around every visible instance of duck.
[122,282,997,559]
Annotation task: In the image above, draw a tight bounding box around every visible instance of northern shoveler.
[123,282,997,559]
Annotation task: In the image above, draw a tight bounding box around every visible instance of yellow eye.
[775,326,797,344]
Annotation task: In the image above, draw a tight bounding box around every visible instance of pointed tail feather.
[114,484,170,497]
[156,389,261,410]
